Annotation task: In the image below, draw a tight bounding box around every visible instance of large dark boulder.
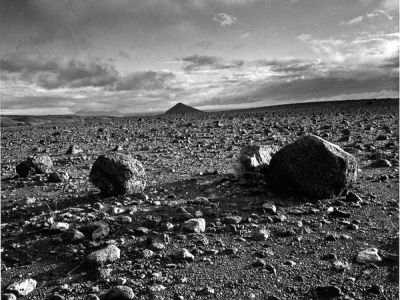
[268,135,357,199]
[16,155,53,177]
[89,153,146,195]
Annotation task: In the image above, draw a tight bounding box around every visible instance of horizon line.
[1,97,398,117]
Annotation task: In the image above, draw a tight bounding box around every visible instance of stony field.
[1,99,399,300]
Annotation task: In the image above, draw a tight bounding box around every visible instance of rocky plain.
[1,98,399,300]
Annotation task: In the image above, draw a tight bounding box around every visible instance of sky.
[0,0,399,115]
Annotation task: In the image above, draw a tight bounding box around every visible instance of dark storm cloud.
[379,54,400,68]
[182,55,244,72]
[1,53,178,91]
[255,58,317,72]
[1,53,119,89]
[0,54,58,74]
[203,72,399,106]
[37,60,119,89]
[180,55,323,76]
[113,71,176,91]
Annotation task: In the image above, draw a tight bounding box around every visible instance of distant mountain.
[164,103,203,114]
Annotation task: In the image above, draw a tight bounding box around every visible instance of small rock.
[272,214,287,222]
[183,218,206,233]
[161,222,174,231]
[112,145,123,151]
[95,267,113,280]
[104,286,135,300]
[262,202,277,214]
[329,208,351,218]
[340,234,351,240]
[16,155,53,177]
[135,227,150,235]
[68,230,85,241]
[254,248,274,258]
[6,278,37,297]
[356,248,382,263]
[222,247,238,255]
[332,260,351,271]
[252,258,266,268]
[119,216,132,223]
[283,260,296,266]
[197,286,215,296]
[326,234,337,241]
[149,241,165,251]
[368,284,383,294]
[85,245,121,267]
[265,263,277,275]
[52,222,70,231]
[48,171,69,183]
[222,216,242,224]
[345,192,362,203]
[141,249,155,258]
[235,144,278,177]
[149,284,166,292]
[25,196,36,204]
[376,134,388,141]
[266,296,280,300]
[315,286,342,299]
[347,223,359,230]
[115,277,127,285]
[371,159,392,168]
[192,197,210,205]
[173,248,194,262]
[66,145,83,155]
[1,294,17,300]
[92,223,110,240]
[252,228,270,241]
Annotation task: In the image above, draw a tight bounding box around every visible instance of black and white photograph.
[1,0,399,299]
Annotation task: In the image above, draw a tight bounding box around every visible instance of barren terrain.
[1,99,399,300]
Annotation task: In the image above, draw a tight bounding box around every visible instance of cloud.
[240,32,250,39]
[179,51,398,108]
[256,58,324,77]
[113,71,176,91]
[366,9,393,20]
[0,54,59,74]
[296,32,399,65]
[1,0,254,52]
[190,41,213,50]
[1,53,178,92]
[295,34,312,42]
[341,16,364,26]
[37,60,119,89]
[1,53,119,89]
[119,50,132,60]
[380,0,398,11]
[341,9,394,26]
[2,33,398,115]
[198,71,399,107]
[181,55,244,72]
[213,13,238,26]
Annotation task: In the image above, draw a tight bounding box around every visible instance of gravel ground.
[1,99,399,300]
